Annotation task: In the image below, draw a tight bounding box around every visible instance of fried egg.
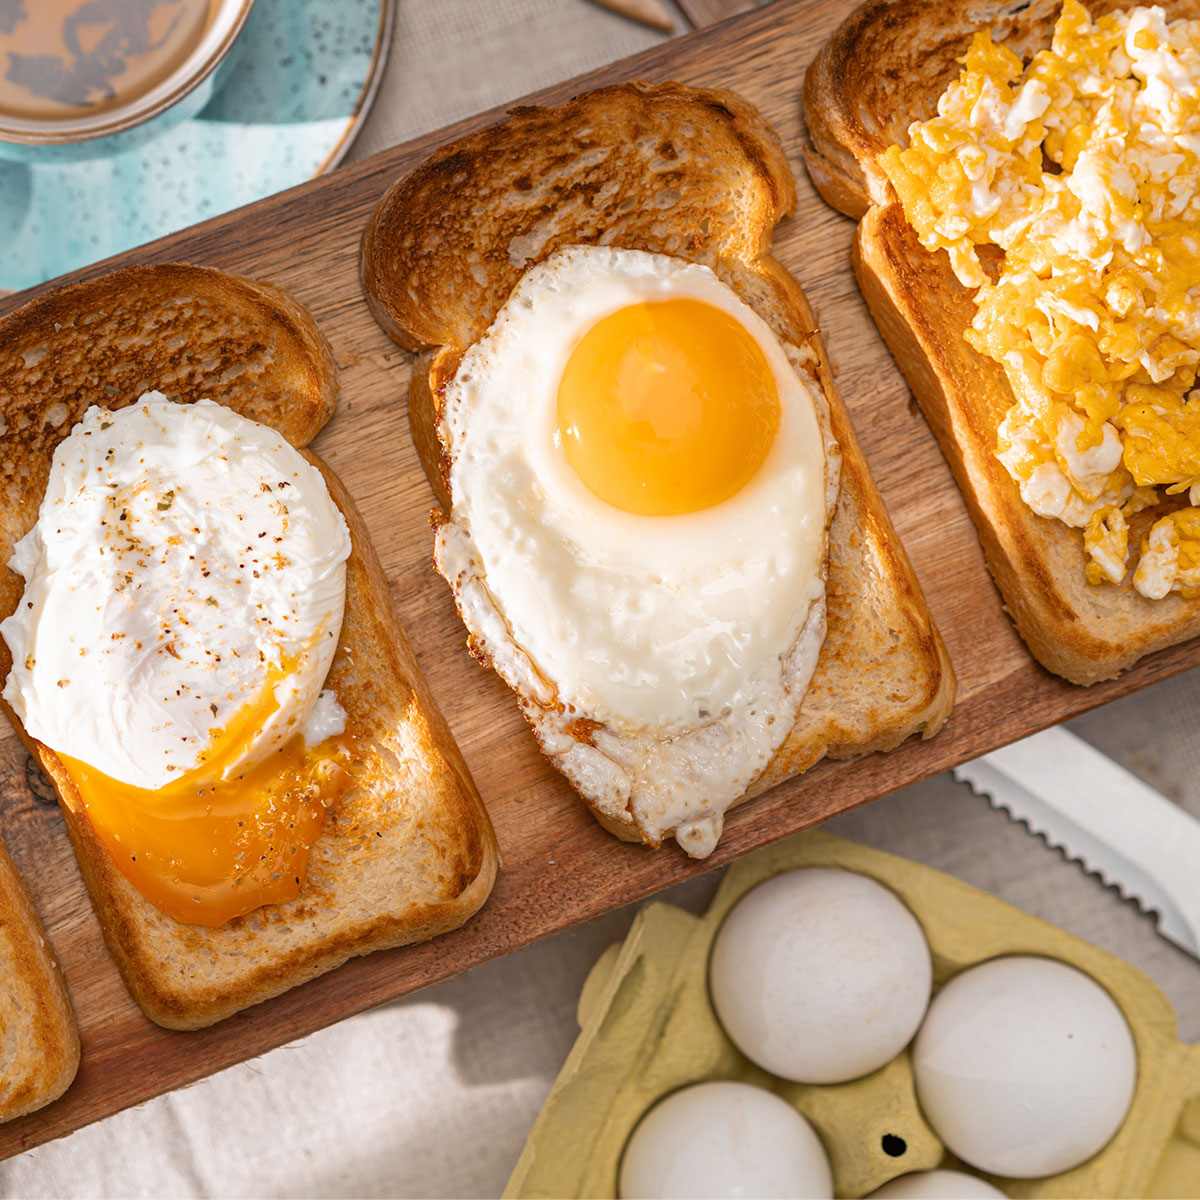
[434,246,838,857]
[1,393,354,926]
[881,0,1200,597]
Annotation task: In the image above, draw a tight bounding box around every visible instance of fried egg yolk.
[58,656,355,928]
[556,298,781,515]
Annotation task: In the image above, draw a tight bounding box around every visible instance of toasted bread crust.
[362,82,797,355]
[805,0,1200,684]
[0,263,337,443]
[854,206,1200,683]
[361,81,954,846]
[754,251,954,786]
[0,266,499,1029]
[0,836,80,1122]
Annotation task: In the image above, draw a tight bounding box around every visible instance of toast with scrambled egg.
[361,82,954,854]
[0,265,499,1030]
[806,0,1200,684]
[0,835,79,1121]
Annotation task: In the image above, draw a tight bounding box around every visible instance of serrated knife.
[953,726,1200,959]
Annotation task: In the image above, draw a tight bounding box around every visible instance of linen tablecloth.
[1,2,1197,1196]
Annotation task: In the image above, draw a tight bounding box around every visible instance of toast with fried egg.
[0,835,79,1121]
[805,0,1200,684]
[361,82,954,855]
[0,265,499,1029]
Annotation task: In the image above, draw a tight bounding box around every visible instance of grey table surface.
[1,1,1197,1196]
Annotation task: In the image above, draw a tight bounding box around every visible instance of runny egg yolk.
[57,660,355,928]
[556,297,780,515]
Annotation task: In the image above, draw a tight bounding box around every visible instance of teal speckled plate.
[0,0,393,292]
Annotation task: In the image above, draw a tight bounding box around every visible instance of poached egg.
[1,392,354,926]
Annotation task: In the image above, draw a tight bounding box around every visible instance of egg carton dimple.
[505,829,1200,1200]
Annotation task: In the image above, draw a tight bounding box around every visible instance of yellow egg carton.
[505,831,1200,1199]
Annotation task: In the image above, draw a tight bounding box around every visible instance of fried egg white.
[434,246,838,857]
[0,393,354,925]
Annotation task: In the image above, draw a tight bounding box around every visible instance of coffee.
[0,0,216,123]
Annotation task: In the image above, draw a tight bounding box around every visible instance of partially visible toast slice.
[802,0,1105,219]
[805,0,1200,684]
[0,835,79,1122]
[361,81,954,849]
[0,266,499,1029]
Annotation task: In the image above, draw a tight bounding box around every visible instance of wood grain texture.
[1,0,1197,1158]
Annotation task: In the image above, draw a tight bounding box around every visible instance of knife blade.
[953,726,1200,959]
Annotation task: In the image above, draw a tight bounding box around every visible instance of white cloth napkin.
[3,2,1199,1197]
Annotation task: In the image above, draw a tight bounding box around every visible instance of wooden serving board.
[2,0,1197,1159]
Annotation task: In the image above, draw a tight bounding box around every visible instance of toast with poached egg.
[805,0,1200,684]
[0,835,79,1122]
[360,82,955,857]
[0,264,499,1030]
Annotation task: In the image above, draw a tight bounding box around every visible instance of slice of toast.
[360,81,955,849]
[0,835,80,1122]
[0,265,499,1030]
[805,0,1200,684]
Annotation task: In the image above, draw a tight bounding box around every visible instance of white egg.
[618,1080,833,1200]
[867,1170,1007,1198]
[434,245,839,858]
[708,868,932,1084]
[912,956,1137,1178]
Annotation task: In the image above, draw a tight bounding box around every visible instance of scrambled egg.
[880,0,1200,598]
